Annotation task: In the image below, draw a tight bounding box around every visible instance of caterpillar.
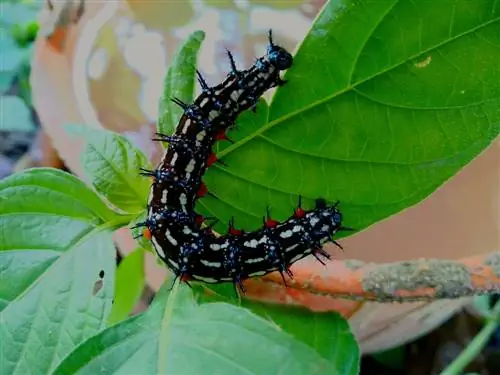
[135,30,347,293]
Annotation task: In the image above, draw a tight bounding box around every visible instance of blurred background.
[1,1,499,374]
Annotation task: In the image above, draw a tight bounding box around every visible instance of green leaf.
[198,0,500,235]
[53,283,345,375]
[65,124,153,214]
[158,30,205,137]
[0,168,125,375]
[242,302,360,374]
[0,95,35,131]
[107,247,145,325]
[196,285,360,374]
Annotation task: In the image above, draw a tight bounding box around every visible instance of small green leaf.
[108,247,145,325]
[65,124,152,214]
[53,283,342,375]
[0,168,126,375]
[158,30,205,137]
[0,95,35,131]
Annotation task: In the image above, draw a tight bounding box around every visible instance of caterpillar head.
[315,198,343,229]
[267,29,293,70]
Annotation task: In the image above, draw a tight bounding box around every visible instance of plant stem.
[440,299,500,375]
[157,278,180,375]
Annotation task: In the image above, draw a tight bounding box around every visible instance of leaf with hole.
[0,168,123,375]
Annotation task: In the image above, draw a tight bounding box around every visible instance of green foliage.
[157,30,205,138]
[0,168,123,374]
[198,0,500,235]
[0,95,35,131]
[107,247,145,325]
[52,282,359,375]
[1,0,499,373]
[0,0,42,124]
[64,124,153,214]
[198,287,360,373]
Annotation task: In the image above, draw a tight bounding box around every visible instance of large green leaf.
[196,285,360,374]
[194,0,500,235]
[0,168,127,375]
[53,283,353,375]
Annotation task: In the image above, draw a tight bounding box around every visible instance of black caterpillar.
[134,31,347,293]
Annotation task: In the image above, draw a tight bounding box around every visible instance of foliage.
[198,0,500,236]
[1,0,499,374]
[0,95,35,131]
[0,0,42,131]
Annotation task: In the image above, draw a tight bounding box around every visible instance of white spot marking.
[285,244,300,252]
[208,110,219,120]
[310,217,320,227]
[182,119,191,133]
[167,258,179,269]
[200,260,221,268]
[243,239,259,248]
[171,152,178,165]
[245,257,264,264]
[230,89,242,101]
[179,193,187,206]
[192,275,218,283]
[165,229,177,246]
[185,158,196,173]
[249,270,267,277]
[280,230,293,239]
[196,130,206,141]
[161,189,168,204]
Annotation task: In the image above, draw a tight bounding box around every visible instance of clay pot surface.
[31,0,499,354]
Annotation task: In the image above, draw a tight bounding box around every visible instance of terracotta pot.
[31,0,499,354]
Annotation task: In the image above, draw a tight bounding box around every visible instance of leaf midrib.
[217,16,500,160]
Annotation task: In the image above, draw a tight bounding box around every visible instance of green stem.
[440,299,500,375]
[157,278,180,375]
